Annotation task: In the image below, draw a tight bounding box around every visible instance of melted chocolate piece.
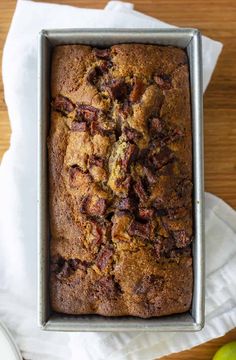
[133,178,149,203]
[89,155,105,168]
[76,104,98,122]
[134,274,164,294]
[143,166,157,185]
[53,95,75,115]
[118,197,134,211]
[80,195,107,217]
[69,166,90,187]
[106,79,129,101]
[96,246,114,270]
[92,198,107,216]
[151,147,175,170]
[93,276,122,299]
[139,208,154,220]
[71,121,87,132]
[153,235,175,259]
[123,127,142,143]
[128,219,150,239]
[121,143,137,171]
[87,66,103,84]
[94,48,110,59]
[91,221,104,246]
[51,256,89,279]
[100,60,113,72]
[154,73,172,90]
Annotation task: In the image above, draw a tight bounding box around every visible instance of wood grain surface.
[0,1,236,359]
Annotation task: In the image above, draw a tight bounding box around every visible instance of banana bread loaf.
[49,44,193,318]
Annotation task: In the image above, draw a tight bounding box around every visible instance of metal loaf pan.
[38,29,204,332]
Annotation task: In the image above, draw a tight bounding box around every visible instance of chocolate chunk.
[69,165,87,187]
[134,274,164,294]
[123,127,142,143]
[152,147,174,170]
[128,219,150,239]
[154,73,172,90]
[50,256,64,273]
[122,176,132,191]
[93,276,122,299]
[133,178,149,203]
[129,77,146,103]
[100,60,113,72]
[143,166,157,185]
[96,246,114,270]
[90,121,100,136]
[68,164,92,188]
[106,79,129,101]
[121,143,137,171]
[92,198,107,216]
[139,208,154,220]
[56,261,71,279]
[76,104,98,122]
[87,62,111,85]
[80,195,90,214]
[87,66,103,84]
[91,222,103,246]
[94,48,110,59]
[51,256,84,279]
[89,155,105,168]
[118,197,134,211]
[90,119,115,137]
[154,235,175,259]
[121,143,138,171]
[53,95,75,115]
[100,276,122,293]
[172,230,191,248]
[68,258,80,271]
[80,196,107,217]
[71,121,87,132]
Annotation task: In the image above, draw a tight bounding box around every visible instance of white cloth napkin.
[1,1,235,359]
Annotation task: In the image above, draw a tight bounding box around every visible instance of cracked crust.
[49,44,193,318]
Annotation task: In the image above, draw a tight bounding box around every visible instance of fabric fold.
[1,1,235,360]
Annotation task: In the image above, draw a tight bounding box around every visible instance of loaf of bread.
[49,44,193,318]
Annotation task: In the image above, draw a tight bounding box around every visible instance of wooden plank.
[0,1,236,359]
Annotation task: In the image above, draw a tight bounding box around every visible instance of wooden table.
[0,1,236,359]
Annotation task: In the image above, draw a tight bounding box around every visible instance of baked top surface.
[49,44,193,318]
